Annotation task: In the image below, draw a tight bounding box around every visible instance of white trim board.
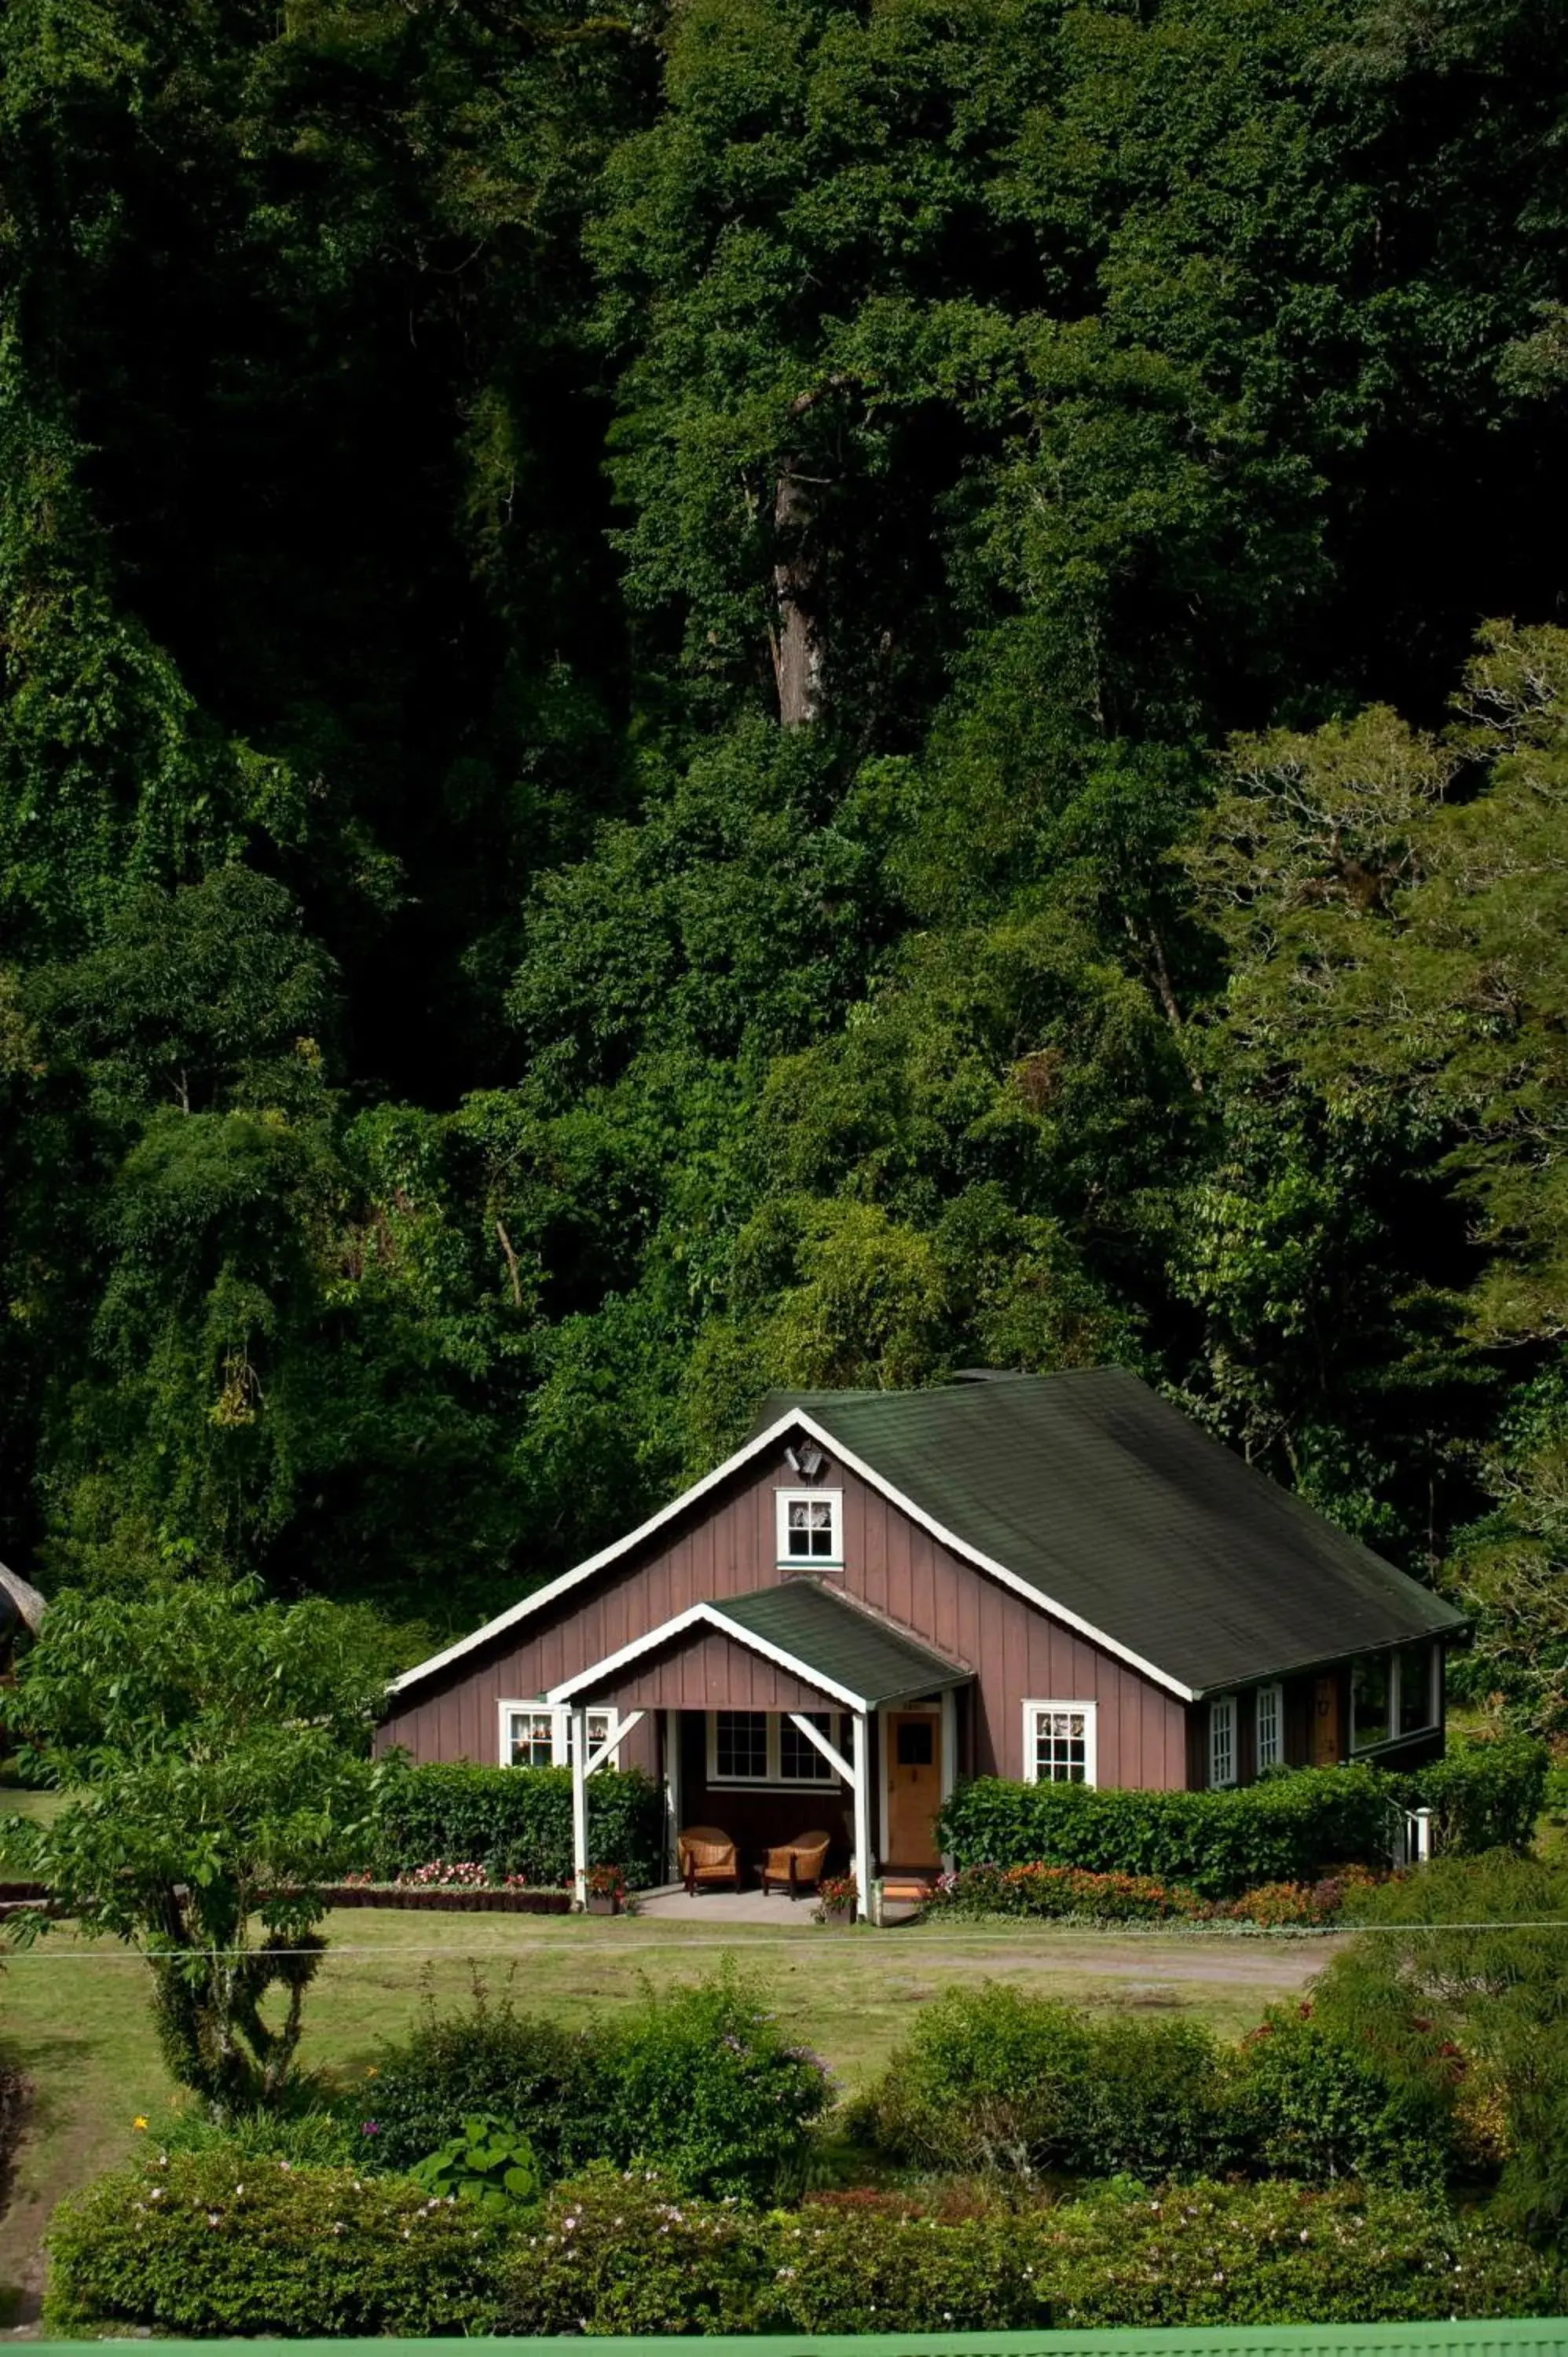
[547,1599,868,1713]
[390,1406,1198,1704]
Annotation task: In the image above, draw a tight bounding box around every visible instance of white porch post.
[664,1708,682,1881]
[852,1709,872,1922]
[570,1703,589,1908]
[940,1686,958,1871]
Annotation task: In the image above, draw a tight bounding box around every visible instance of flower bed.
[924,1859,1382,1925]
[316,1880,570,1915]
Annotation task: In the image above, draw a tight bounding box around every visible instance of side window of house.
[1255,1682,1283,1772]
[503,1705,614,1769]
[1023,1701,1096,1785]
[1208,1695,1237,1787]
[709,1710,846,1784]
[775,1490,843,1564]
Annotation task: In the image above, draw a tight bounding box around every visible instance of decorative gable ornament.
[785,1440,826,1482]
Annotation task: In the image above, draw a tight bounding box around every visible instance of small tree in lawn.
[5,1581,385,2113]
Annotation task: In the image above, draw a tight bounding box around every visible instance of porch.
[549,1580,972,1921]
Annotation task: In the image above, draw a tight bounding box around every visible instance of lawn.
[0,1908,1329,2325]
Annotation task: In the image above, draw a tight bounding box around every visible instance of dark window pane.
[1398,1644,1434,1733]
[896,1720,934,1767]
[1352,1658,1391,1750]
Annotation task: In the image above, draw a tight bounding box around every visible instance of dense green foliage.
[1394,1733,1552,1856]
[1313,1855,1568,2239]
[3,1583,384,2111]
[357,1966,830,2198]
[371,1758,665,1888]
[2,0,1567,1711]
[936,1763,1395,1894]
[49,2151,1557,2337]
[851,1984,1462,2188]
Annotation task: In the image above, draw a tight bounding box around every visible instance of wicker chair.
[757,1828,833,1899]
[677,1824,740,1896]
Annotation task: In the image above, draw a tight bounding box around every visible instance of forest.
[1,0,1566,1717]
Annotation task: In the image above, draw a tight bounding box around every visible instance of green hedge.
[936,1765,1393,1897]
[1394,1732,1549,1854]
[55,2155,1557,2337]
[372,1759,665,1888]
[45,2150,509,2337]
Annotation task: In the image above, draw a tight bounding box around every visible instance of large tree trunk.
[770,456,823,728]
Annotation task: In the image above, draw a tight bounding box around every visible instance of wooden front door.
[1313,1674,1341,1768]
[887,1710,942,1867]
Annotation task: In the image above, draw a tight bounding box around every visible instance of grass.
[0,1789,67,1829]
[0,1907,1326,2321]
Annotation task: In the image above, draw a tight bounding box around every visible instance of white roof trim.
[388,1411,808,1694]
[389,1404,1196,1705]
[548,1600,868,1713]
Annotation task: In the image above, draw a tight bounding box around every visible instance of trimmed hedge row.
[49,2154,1558,2337]
[936,1741,1548,1898]
[372,1761,665,1888]
[936,1765,1392,1897]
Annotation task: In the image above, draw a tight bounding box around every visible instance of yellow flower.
[365,2066,379,2079]
[133,2117,148,2132]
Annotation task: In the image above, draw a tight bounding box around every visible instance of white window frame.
[775,1488,844,1568]
[1350,1642,1438,1753]
[705,1709,845,1790]
[498,1700,618,1770]
[1255,1681,1283,1773]
[1021,1699,1097,1787]
[1209,1694,1237,1788]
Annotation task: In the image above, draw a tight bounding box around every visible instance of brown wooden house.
[381,1370,1465,1915]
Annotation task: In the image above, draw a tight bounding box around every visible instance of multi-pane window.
[779,1711,837,1782]
[1255,1682,1283,1772]
[507,1709,557,1769]
[1024,1703,1095,1785]
[504,1704,616,1769]
[775,1490,842,1564]
[1209,1695,1237,1788]
[713,1710,769,1781]
[708,1711,845,1785]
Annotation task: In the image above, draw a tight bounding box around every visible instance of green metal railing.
[27,2325,1568,2357]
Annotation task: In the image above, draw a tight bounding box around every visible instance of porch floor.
[635,1883,926,1926]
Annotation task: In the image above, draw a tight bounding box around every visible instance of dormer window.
[776,1489,843,1566]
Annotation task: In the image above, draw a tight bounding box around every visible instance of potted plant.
[585,1862,627,1916]
[813,1871,858,1926]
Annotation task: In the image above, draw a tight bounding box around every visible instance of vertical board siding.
[378,1442,1192,1788]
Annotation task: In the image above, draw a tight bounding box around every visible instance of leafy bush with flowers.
[1229,2003,1463,2189]
[44,2147,511,2337]
[1034,2176,1555,2325]
[811,1871,857,1922]
[757,2195,1042,2330]
[595,1963,833,2198]
[496,2163,771,2334]
[394,1858,493,1890]
[354,1975,594,2174]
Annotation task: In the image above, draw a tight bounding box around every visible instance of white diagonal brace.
[584,1709,644,1780]
[786,1710,854,1787]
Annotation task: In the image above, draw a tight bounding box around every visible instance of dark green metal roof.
[754,1371,1465,1697]
[716,1581,968,1707]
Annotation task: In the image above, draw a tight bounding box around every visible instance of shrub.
[594,1965,832,2198]
[1031,2178,1555,2326]
[358,1976,593,2175]
[44,2149,508,2337]
[927,1861,1189,1920]
[156,2105,359,2168]
[858,1986,1233,2182]
[1228,2008,1459,2188]
[1394,1732,1550,1855]
[758,2201,1043,2331]
[372,1758,665,1889]
[496,2165,770,2335]
[938,1767,1392,1897]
